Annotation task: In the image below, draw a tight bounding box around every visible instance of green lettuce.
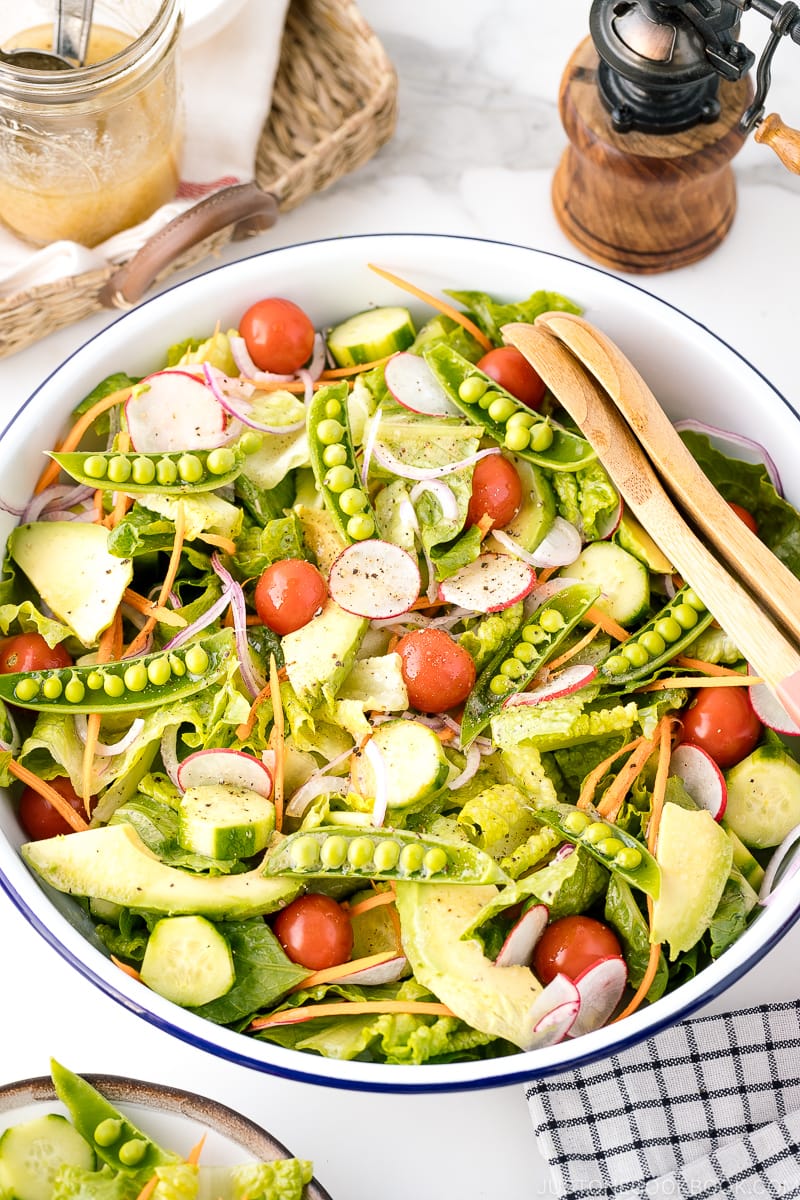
[108,791,240,875]
[604,876,668,1001]
[53,1166,139,1200]
[137,492,242,542]
[374,479,417,553]
[523,845,609,919]
[550,461,620,541]
[500,825,561,880]
[190,920,309,1026]
[444,289,581,343]
[499,744,560,807]
[457,783,539,859]
[232,514,306,579]
[491,695,639,754]
[683,626,742,664]
[234,470,296,528]
[226,1160,313,1200]
[707,867,759,960]
[459,603,524,671]
[238,392,309,491]
[167,328,238,375]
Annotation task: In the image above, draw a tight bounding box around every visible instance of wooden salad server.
[533,309,800,652]
[502,321,800,726]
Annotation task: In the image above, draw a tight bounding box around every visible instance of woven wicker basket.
[0,0,398,358]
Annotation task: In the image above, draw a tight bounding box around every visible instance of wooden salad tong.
[502,321,800,726]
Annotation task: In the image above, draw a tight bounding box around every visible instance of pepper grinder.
[553,0,800,273]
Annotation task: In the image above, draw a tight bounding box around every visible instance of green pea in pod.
[535,802,660,898]
[50,439,257,496]
[307,382,377,543]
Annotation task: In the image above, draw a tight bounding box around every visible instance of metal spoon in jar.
[0,0,94,70]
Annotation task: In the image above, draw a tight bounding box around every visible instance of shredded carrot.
[35,386,133,494]
[290,951,399,992]
[536,566,557,584]
[104,491,133,530]
[345,891,397,919]
[235,680,272,741]
[122,589,186,628]
[436,726,457,744]
[386,634,399,655]
[320,357,390,378]
[585,605,630,643]
[242,377,346,394]
[409,596,448,611]
[249,1000,455,1031]
[7,759,88,832]
[82,611,122,810]
[125,501,186,657]
[223,609,259,628]
[548,624,601,671]
[111,955,141,981]
[595,727,661,822]
[185,1135,206,1166]
[93,489,104,522]
[195,532,237,556]
[673,655,747,678]
[134,1175,159,1200]
[636,675,763,692]
[367,263,493,352]
[476,513,495,542]
[577,737,645,811]
[268,655,284,832]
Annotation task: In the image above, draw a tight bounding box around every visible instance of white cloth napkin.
[0,0,289,297]
[526,1000,800,1199]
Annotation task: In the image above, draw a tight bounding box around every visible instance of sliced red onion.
[123,630,153,658]
[306,333,326,381]
[75,714,146,756]
[528,577,580,610]
[493,519,581,570]
[674,419,783,495]
[372,441,500,483]
[594,496,623,541]
[161,726,181,788]
[398,496,420,540]
[203,364,305,435]
[759,825,800,903]
[447,742,481,791]
[4,707,20,755]
[40,508,98,523]
[554,842,576,862]
[210,554,264,698]
[229,334,294,384]
[163,587,232,650]
[361,406,383,487]
[364,737,389,827]
[428,605,472,630]
[409,479,460,523]
[284,775,349,820]
[423,545,439,604]
[296,368,314,407]
[661,573,678,600]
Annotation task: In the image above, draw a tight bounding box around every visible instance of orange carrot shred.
[577,737,645,811]
[476,513,494,541]
[320,357,390,378]
[249,1000,454,1031]
[595,721,664,822]
[613,928,661,1024]
[7,759,88,832]
[35,387,133,495]
[235,681,272,741]
[186,1134,206,1166]
[122,589,186,628]
[436,726,457,743]
[290,951,399,992]
[93,489,104,522]
[548,624,601,671]
[134,1175,159,1200]
[636,675,763,692]
[345,891,397,919]
[367,263,493,352]
[673,655,747,677]
[111,956,141,981]
[536,566,557,584]
[268,655,284,832]
[125,500,186,657]
[585,605,630,643]
[195,532,237,556]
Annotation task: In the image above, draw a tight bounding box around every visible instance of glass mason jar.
[0,0,183,247]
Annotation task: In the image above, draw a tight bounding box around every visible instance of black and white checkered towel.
[526,1001,800,1198]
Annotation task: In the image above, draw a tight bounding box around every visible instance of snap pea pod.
[51,1059,181,1175]
[460,583,600,748]
[307,382,377,542]
[0,629,234,713]
[534,802,661,898]
[598,584,714,686]
[50,438,258,495]
[423,342,597,471]
[263,825,510,885]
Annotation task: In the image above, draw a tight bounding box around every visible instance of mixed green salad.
[0,1060,312,1199]
[3,267,800,1064]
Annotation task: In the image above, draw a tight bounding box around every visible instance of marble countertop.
[1,2,799,1197]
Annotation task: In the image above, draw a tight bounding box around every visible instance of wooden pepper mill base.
[553,39,753,274]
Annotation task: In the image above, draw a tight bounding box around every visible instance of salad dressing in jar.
[0,0,182,247]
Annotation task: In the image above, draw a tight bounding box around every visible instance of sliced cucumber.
[0,1115,94,1200]
[327,306,416,366]
[177,784,275,859]
[562,541,650,626]
[140,914,235,1007]
[724,744,800,849]
[723,825,765,891]
[350,719,450,813]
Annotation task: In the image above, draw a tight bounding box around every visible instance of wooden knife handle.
[755,113,800,173]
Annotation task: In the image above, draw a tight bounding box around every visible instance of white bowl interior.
[1,233,799,1092]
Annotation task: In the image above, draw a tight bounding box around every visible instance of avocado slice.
[9,521,133,646]
[395,881,547,1050]
[22,824,300,919]
[486,456,555,555]
[282,597,366,711]
[615,511,673,574]
[650,803,733,959]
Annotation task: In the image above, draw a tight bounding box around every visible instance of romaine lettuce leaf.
[227,1160,313,1200]
[457,783,539,859]
[604,875,668,1001]
[137,493,242,542]
[491,696,638,753]
[550,461,619,542]
[53,1165,140,1200]
[444,289,581,343]
[234,470,296,527]
[707,867,759,960]
[459,603,524,671]
[190,920,309,1025]
[168,328,238,375]
[523,845,609,919]
[232,514,306,579]
[238,392,309,491]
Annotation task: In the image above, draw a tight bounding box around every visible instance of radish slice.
[125,371,226,453]
[669,743,727,820]
[595,496,623,541]
[325,954,409,986]
[328,540,421,620]
[570,956,628,1037]
[526,974,581,1046]
[176,748,273,798]
[438,553,536,613]
[384,352,461,417]
[503,664,598,708]
[749,678,800,736]
[495,904,548,968]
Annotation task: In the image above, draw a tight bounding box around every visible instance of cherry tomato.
[0,633,71,674]
[395,628,476,713]
[18,776,93,841]
[728,501,759,535]
[254,559,327,636]
[466,455,523,529]
[239,297,315,374]
[533,915,623,985]
[680,686,762,769]
[476,346,546,410]
[272,893,353,971]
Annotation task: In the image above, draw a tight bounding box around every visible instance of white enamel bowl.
[0,234,798,1093]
